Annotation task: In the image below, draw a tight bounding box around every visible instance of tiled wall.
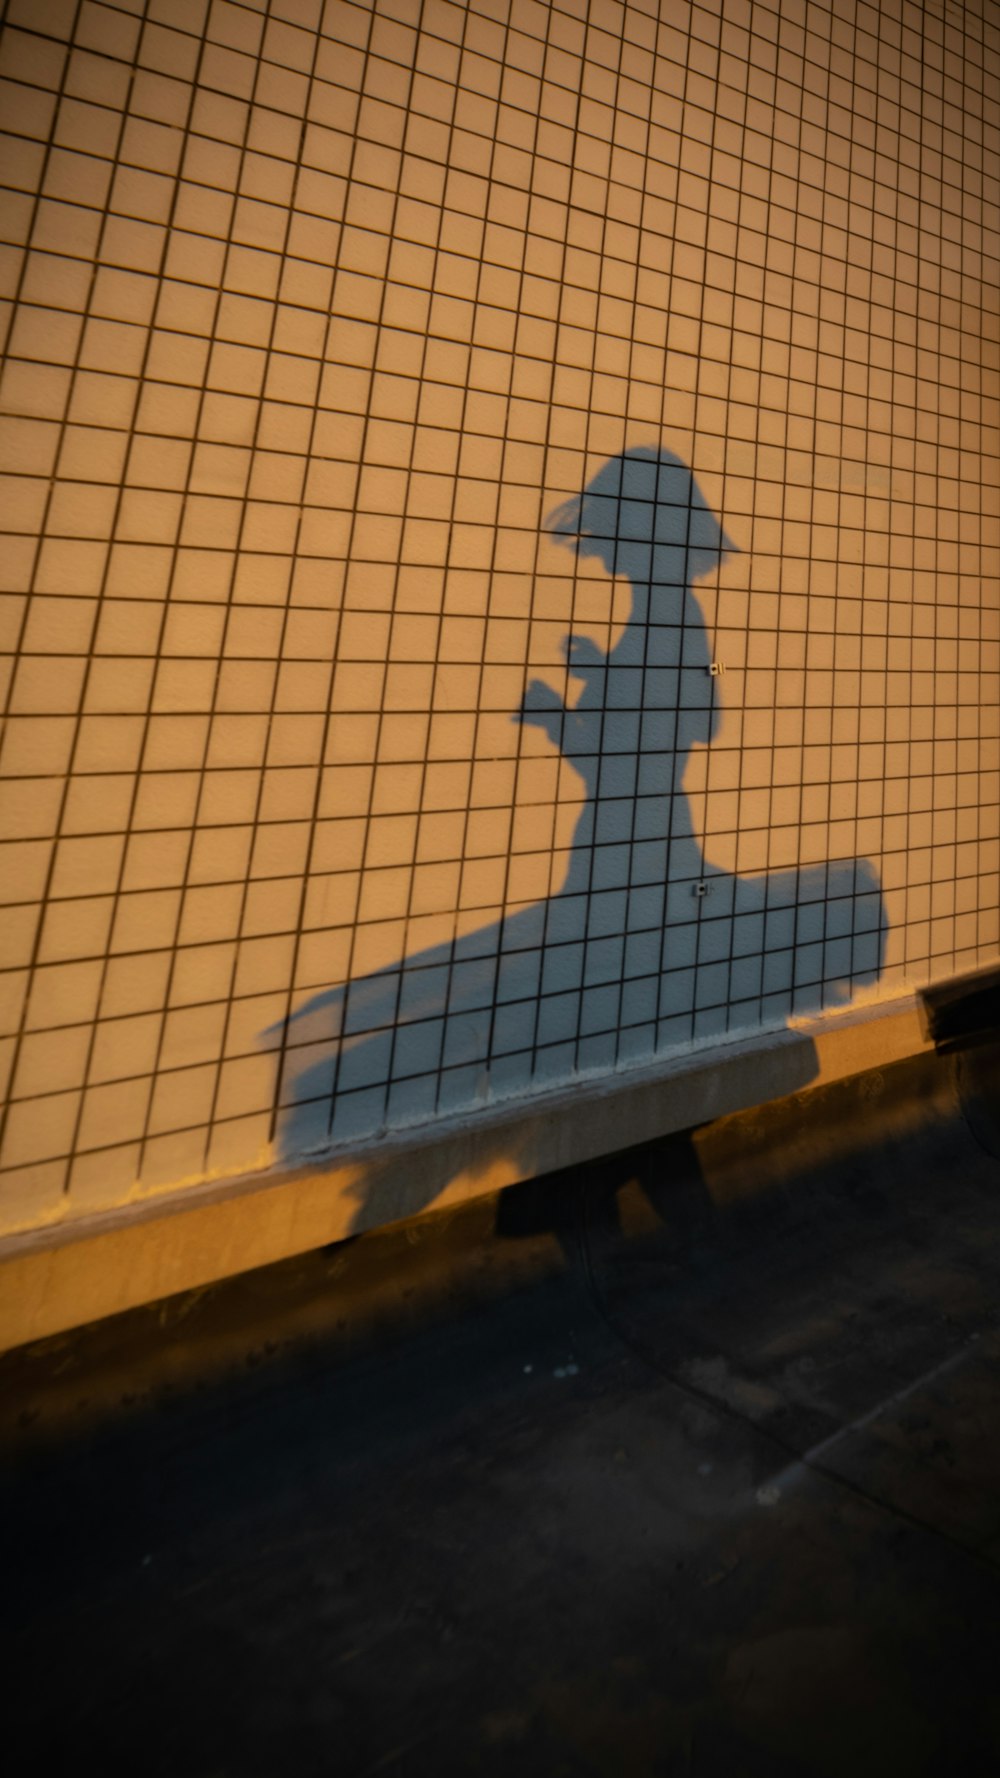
[1,0,998,1236]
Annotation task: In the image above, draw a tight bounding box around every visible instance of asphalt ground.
[3,1046,1000,1776]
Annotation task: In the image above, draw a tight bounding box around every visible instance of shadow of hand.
[563,632,605,682]
[516,678,567,748]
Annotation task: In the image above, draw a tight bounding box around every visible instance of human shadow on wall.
[267,448,886,1229]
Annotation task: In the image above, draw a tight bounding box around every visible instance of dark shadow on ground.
[4,1049,1000,1778]
[921,963,1000,1159]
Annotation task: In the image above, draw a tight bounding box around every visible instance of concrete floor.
[3,1048,1000,1775]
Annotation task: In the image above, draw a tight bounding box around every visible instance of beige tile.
[214,1050,278,1121]
[188,825,253,885]
[231,933,296,1000]
[48,833,122,900]
[88,1010,163,1085]
[0,899,40,970]
[204,1109,271,1176]
[12,1022,90,1099]
[240,875,301,937]
[177,881,243,946]
[2,1087,81,1168]
[110,887,182,954]
[169,940,237,1007]
[0,1159,68,1233]
[67,1142,141,1212]
[139,1125,210,1189]
[121,830,189,894]
[147,1061,218,1136]
[37,895,115,964]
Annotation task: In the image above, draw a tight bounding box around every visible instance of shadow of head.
[545,446,738,584]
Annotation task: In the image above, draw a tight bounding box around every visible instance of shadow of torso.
[268,450,886,1225]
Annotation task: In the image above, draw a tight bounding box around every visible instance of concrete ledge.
[0,994,932,1352]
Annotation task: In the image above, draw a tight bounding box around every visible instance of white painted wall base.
[0,992,934,1352]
